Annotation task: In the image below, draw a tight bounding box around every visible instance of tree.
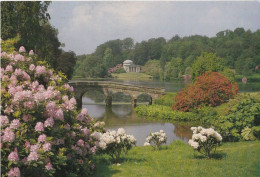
[56,51,77,80]
[1,1,51,50]
[36,24,62,69]
[133,41,150,65]
[103,48,114,70]
[142,60,162,79]
[192,52,224,79]
[122,37,134,50]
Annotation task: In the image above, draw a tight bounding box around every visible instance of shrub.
[135,105,197,121]
[173,71,239,112]
[144,130,167,150]
[96,128,136,163]
[0,46,104,176]
[108,64,126,74]
[214,93,260,142]
[154,92,177,107]
[188,126,222,158]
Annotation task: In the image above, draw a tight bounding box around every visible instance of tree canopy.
[73,28,260,80]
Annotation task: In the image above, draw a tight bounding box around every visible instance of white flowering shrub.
[144,130,167,149]
[96,128,136,163]
[188,126,222,158]
[1,45,105,177]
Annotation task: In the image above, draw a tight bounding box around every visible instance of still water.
[83,99,192,146]
[81,79,259,146]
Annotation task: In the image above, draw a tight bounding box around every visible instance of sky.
[48,1,260,55]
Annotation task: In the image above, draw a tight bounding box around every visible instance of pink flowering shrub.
[108,64,126,74]
[1,45,105,176]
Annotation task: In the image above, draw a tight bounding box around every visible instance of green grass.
[112,73,153,81]
[154,92,177,107]
[93,141,260,177]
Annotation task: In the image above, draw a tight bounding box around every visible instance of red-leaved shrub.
[172,71,239,112]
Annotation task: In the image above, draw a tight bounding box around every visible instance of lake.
[80,79,260,146]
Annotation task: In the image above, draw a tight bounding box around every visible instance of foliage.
[173,71,239,112]
[163,57,184,80]
[191,52,225,79]
[235,73,260,82]
[0,36,20,53]
[144,130,167,150]
[154,92,177,107]
[95,128,136,163]
[1,1,50,48]
[142,60,162,79]
[36,24,62,69]
[189,126,222,158]
[108,64,126,74]
[73,54,106,78]
[1,2,77,79]
[214,93,260,142]
[73,28,260,80]
[0,48,105,176]
[56,51,77,80]
[196,106,218,126]
[94,141,260,177]
[135,105,197,121]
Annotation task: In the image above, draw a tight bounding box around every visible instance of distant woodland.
[73,28,260,80]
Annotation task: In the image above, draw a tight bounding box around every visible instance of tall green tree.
[103,48,114,70]
[37,24,62,68]
[192,52,225,79]
[1,1,51,50]
[56,51,77,80]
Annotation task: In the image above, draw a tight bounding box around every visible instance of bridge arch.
[69,81,165,109]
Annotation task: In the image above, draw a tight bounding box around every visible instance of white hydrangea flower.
[200,135,207,142]
[99,141,107,149]
[117,128,125,135]
[144,142,150,146]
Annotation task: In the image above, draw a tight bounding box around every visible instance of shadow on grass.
[92,155,146,177]
[92,157,120,177]
[194,152,227,160]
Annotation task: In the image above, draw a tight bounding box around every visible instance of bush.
[154,92,177,107]
[108,64,126,74]
[214,93,260,142]
[188,126,222,158]
[0,46,105,176]
[135,105,197,121]
[144,130,167,150]
[96,128,136,163]
[173,71,239,112]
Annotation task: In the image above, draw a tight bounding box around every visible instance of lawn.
[112,73,153,81]
[93,140,260,177]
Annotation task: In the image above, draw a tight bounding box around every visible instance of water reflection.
[83,96,192,146]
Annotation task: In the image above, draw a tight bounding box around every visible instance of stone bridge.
[68,81,166,109]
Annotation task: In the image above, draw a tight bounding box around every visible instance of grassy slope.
[112,73,153,81]
[93,141,260,177]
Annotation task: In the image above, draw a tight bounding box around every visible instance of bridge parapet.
[68,81,166,109]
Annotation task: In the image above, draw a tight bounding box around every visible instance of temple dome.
[123,60,133,65]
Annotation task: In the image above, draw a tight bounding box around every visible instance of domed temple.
[123,60,141,73]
